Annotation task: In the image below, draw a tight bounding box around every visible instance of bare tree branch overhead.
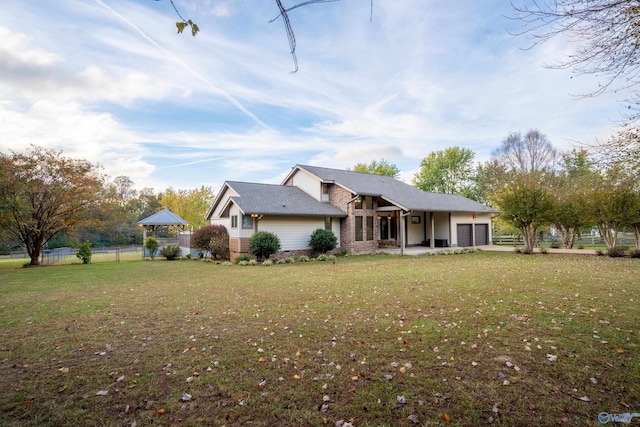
[156,0,374,73]
[510,1,640,119]
[270,0,340,73]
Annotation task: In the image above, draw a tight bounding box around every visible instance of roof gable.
[137,209,189,226]
[214,181,346,218]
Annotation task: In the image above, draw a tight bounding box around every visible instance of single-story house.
[205,165,499,258]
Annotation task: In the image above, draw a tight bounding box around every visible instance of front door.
[380,216,397,240]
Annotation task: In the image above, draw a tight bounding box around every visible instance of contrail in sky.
[93,0,273,132]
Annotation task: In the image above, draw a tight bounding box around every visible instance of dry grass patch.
[0,252,638,426]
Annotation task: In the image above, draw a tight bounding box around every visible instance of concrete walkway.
[377,245,599,256]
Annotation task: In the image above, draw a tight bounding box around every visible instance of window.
[354,197,363,210]
[324,217,332,231]
[355,217,363,241]
[242,215,253,229]
[322,183,330,195]
[364,196,373,210]
[366,216,374,240]
[231,215,238,228]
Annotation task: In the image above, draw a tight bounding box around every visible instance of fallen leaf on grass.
[95,390,109,396]
[58,367,69,373]
[407,414,420,424]
[157,408,165,414]
[441,413,451,423]
[546,354,557,362]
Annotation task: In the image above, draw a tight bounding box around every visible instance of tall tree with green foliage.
[483,130,557,253]
[493,177,555,253]
[351,159,400,178]
[0,146,104,265]
[412,147,480,200]
[584,166,638,252]
[550,149,593,249]
[160,186,215,229]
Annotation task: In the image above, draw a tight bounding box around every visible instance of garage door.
[457,224,472,247]
[475,224,489,246]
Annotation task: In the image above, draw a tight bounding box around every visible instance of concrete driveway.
[377,245,599,256]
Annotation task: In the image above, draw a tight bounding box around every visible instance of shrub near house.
[249,232,281,260]
[309,229,337,254]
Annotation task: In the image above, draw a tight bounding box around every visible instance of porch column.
[400,214,406,255]
[430,213,435,249]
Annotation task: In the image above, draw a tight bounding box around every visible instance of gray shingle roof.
[227,181,346,217]
[297,165,498,214]
[137,209,189,226]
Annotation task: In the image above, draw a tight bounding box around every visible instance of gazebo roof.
[137,209,189,226]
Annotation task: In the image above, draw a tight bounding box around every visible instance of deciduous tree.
[0,146,104,265]
[493,177,554,253]
[351,159,400,178]
[550,149,592,249]
[160,186,215,230]
[483,130,557,253]
[412,147,480,201]
[584,166,638,252]
[192,224,229,259]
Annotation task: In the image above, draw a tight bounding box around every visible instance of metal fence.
[38,245,144,265]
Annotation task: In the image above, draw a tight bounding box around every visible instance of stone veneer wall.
[327,185,379,255]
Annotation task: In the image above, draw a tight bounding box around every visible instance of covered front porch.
[374,208,491,254]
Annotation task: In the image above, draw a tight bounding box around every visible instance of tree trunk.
[632,224,640,251]
[596,223,618,249]
[521,225,537,254]
[557,225,578,249]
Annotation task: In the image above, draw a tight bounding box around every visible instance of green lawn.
[0,252,638,426]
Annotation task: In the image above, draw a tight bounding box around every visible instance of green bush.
[249,231,281,260]
[298,255,310,262]
[263,259,274,266]
[309,229,338,254]
[76,241,92,264]
[235,254,250,264]
[161,245,181,260]
[315,254,330,261]
[145,237,159,259]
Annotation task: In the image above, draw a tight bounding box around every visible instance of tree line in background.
[353,129,640,255]
[0,146,214,265]
[2,128,639,265]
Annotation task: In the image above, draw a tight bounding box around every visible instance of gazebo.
[137,209,189,250]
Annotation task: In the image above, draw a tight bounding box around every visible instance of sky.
[0,0,627,193]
